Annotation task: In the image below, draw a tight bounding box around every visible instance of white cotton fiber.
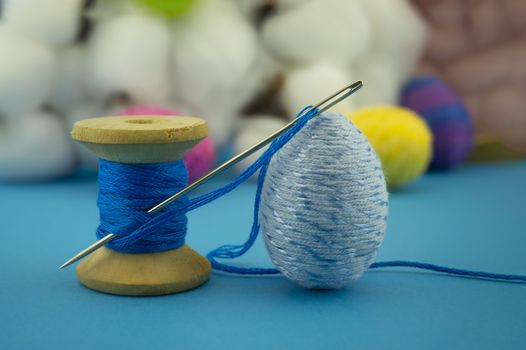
[275,0,316,13]
[352,56,400,107]
[49,45,90,113]
[0,111,77,181]
[232,114,287,177]
[171,0,261,146]
[0,29,55,116]
[362,0,428,81]
[281,63,354,118]
[2,0,84,45]
[261,0,371,65]
[88,13,172,106]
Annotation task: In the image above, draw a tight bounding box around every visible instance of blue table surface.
[1,161,525,350]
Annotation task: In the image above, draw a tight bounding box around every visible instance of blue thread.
[97,159,189,253]
[368,261,526,283]
[96,106,526,284]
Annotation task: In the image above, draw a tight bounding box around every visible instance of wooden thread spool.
[71,115,211,296]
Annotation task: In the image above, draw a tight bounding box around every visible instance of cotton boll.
[0,111,77,181]
[90,0,136,18]
[171,0,260,146]
[237,0,310,17]
[232,115,287,177]
[88,13,172,106]
[236,0,268,17]
[363,0,427,81]
[274,0,316,12]
[261,0,371,65]
[2,0,84,46]
[352,56,400,107]
[281,63,354,118]
[49,45,90,113]
[236,0,277,26]
[0,29,55,117]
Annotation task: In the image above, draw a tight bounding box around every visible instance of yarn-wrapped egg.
[120,106,216,183]
[260,112,388,289]
[401,76,473,170]
[346,106,432,189]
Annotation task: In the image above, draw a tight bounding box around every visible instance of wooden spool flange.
[71,115,211,296]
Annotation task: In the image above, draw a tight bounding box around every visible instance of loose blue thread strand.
[97,106,526,283]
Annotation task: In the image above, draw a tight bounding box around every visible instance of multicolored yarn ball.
[401,76,473,170]
[133,0,196,18]
[120,106,216,183]
[346,106,432,189]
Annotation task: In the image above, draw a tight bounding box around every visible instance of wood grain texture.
[71,115,208,144]
[76,246,211,296]
[73,115,212,295]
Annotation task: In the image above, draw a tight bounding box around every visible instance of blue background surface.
[1,162,525,350]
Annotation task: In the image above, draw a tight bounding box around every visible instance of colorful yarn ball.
[401,76,473,170]
[346,106,432,189]
[120,106,216,183]
[133,0,196,18]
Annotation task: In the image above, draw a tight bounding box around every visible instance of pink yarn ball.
[120,106,216,183]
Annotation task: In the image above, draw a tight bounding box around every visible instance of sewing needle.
[59,81,363,269]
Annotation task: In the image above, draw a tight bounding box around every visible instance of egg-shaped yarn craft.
[260,112,388,289]
[120,106,216,183]
[401,76,473,170]
[346,106,432,189]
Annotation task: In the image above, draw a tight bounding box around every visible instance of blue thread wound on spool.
[97,159,189,253]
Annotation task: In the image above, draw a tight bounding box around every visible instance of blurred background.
[0,0,524,188]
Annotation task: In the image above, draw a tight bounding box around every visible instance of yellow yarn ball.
[346,106,432,189]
